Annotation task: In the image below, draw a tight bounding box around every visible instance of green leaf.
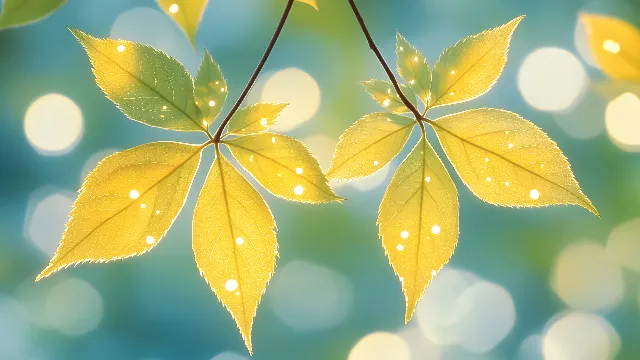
[429,16,524,109]
[227,102,288,135]
[431,108,598,215]
[362,79,417,114]
[37,142,203,280]
[379,135,459,322]
[157,0,208,46]
[0,0,66,30]
[327,112,415,181]
[225,133,340,203]
[193,150,277,354]
[396,33,432,106]
[195,49,228,127]
[71,29,205,132]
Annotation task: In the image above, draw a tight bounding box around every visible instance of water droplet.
[260,118,268,126]
[397,244,405,251]
[387,88,392,94]
[505,182,510,187]
[140,204,146,208]
[383,99,391,107]
[431,225,441,235]
[485,157,489,162]
[116,44,126,53]
[400,230,409,239]
[208,100,215,107]
[129,190,140,199]
[235,291,240,296]
[225,279,238,291]
[413,56,419,62]
[162,105,167,110]
[236,237,244,245]
[296,167,303,174]
[373,160,379,166]
[425,177,431,182]
[155,210,161,214]
[451,70,456,75]
[486,177,492,182]
[272,137,276,143]
[168,3,179,13]
[146,236,155,244]
[220,87,226,92]
[249,155,254,162]
[603,39,620,54]
[409,79,415,84]
[540,164,545,168]
[505,131,510,135]
[508,143,514,149]
[294,185,304,195]
[399,46,404,51]
[530,189,540,200]
[449,92,455,96]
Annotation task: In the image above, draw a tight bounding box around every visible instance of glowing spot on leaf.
[425,177,431,182]
[397,244,405,251]
[431,225,441,235]
[155,210,160,214]
[146,236,155,244]
[530,189,540,200]
[162,105,167,110]
[202,120,208,127]
[603,39,621,54]
[140,204,146,208]
[400,230,409,239]
[236,237,244,245]
[271,137,276,143]
[260,118,268,126]
[168,4,179,13]
[294,185,304,195]
[413,56,419,62]
[485,157,489,162]
[373,160,379,166]
[431,270,437,276]
[129,190,140,199]
[220,87,226,92]
[383,99,391,107]
[116,45,125,53]
[505,182,510,187]
[296,167,303,174]
[449,92,455,96]
[451,70,456,75]
[508,143,514,149]
[486,177,492,182]
[208,100,215,107]
[409,80,415,84]
[225,279,238,292]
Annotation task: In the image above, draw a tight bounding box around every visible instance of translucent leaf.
[36,142,203,280]
[195,49,227,126]
[193,152,277,354]
[396,33,432,106]
[327,112,415,181]
[378,136,458,322]
[157,0,208,45]
[580,13,640,80]
[362,79,417,114]
[296,0,318,10]
[225,133,340,203]
[430,16,524,109]
[0,0,66,30]
[227,102,288,135]
[432,108,598,215]
[71,29,204,132]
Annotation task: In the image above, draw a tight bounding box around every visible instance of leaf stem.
[346,0,423,121]
[212,0,295,143]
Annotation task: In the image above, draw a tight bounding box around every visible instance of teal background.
[0,0,639,359]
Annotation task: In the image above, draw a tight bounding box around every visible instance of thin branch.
[346,0,423,120]
[213,0,295,142]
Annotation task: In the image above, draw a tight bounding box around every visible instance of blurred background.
[1,0,639,359]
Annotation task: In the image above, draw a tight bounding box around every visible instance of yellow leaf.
[225,133,340,203]
[396,33,432,106]
[431,108,598,215]
[429,16,524,109]
[157,0,208,45]
[580,13,640,80]
[37,142,203,280]
[328,112,415,181]
[296,0,318,10]
[195,49,228,126]
[227,102,288,135]
[193,150,277,354]
[361,79,417,114]
[71,29,203,132]
[379,135,459,322]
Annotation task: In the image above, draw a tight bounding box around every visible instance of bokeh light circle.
[542,312,620,360]
[261,68,321,132]
[550,241,623,311]
[269,260,353,331]
[0,297,30,359]
[43,278,104,336]
[348,332,411,360]
[24,190,75,256]
[24,93,83,155]
[517,48,587,112]
[605,92,640,151]
[606,218,640,272]
[210,352,248,360]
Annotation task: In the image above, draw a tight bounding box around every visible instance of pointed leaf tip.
[296,0,318,10]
